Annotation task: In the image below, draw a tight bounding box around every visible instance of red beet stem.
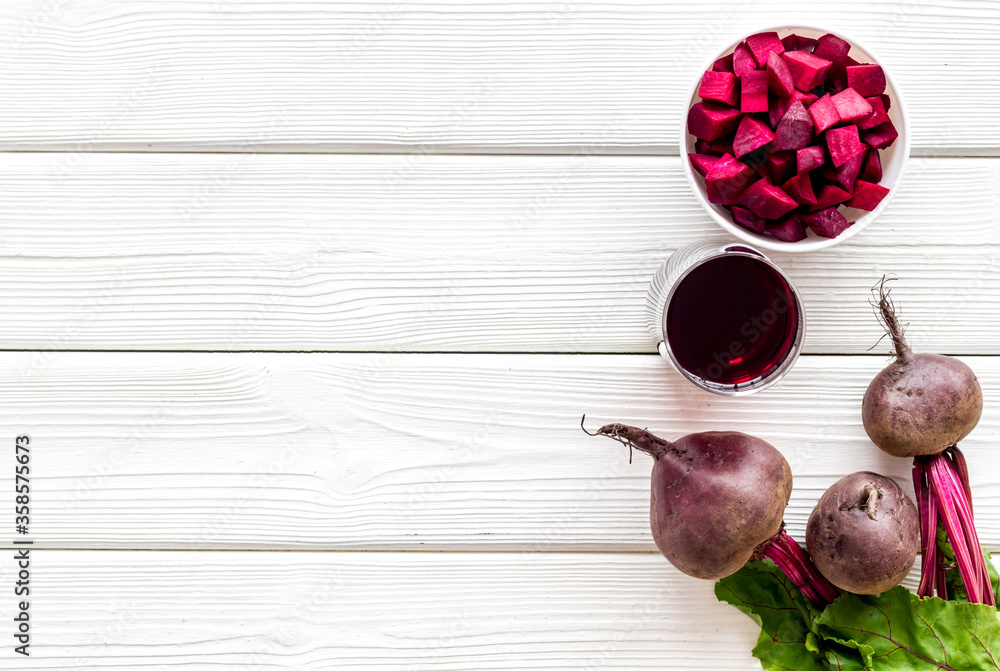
[755,528,839,605]
[914,447,995,606]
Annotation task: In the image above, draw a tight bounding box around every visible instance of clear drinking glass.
[645,241,805,396]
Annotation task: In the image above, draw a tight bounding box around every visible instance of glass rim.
[659,248,806,396]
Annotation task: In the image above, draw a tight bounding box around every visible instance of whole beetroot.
[584,419,837,603]
[806,471,919,594]
[862,279,982,457]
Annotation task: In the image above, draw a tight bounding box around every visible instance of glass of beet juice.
[646,241,805,395]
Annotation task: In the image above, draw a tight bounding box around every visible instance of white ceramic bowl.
[681,25,910,252]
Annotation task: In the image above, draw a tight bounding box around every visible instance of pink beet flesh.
[808,94,840,134]
[848,180,890,210]
[733,43,756,77]
[705,153,757,205]
[796,145,826,173]
[783,172,817,205]
[746,32,784,67]
[767,52,796,97]
[735,180,798,220]
[823,150,865,191]
[713,53,734,73]
[811,183,853,210]
[861,121,899,149]
[804,207,853,238]
[781,51,833,91]
[813,33,851,66]
[731,206,766,233]
[859,150,883,182]
[846,64,886,97]
[831,88,873,124]
[767,212,807,242]
[774,100,814,151]
[740,70,769,113]
[689,153,720,177]
[733,116,775,158]
[688,102,742,141]
[699,70,739,107]
[766,151,796,184]
[826,125,865,167]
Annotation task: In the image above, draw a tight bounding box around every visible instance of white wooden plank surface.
[1,153,998,353]
[2,0,999,155]
[0,550,767,670]
[3,352,998,551]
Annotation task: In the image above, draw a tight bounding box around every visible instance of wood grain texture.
[2,0,999,155]
[0,550,768,670]
[2,352,998,551]
[0,153,997,353]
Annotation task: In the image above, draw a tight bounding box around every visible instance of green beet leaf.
[716,560,860,671]
[817,587,1000,670]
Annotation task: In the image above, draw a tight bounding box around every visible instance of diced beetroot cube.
[731,206,766,234]
[740,70,769,113]
[810,183,853,210]
[808,94,840,133]
[796,145,826,173]
[705,153,758,204]
[766,150,796,184]
[713,53,734,73]
[733,43,756,77]
[822,149,865,191]
[781,34,817,52]
[774,100,814,151]
[813,34,851,66]
[698,70,740,107]
[767,212,808,242]
[733,115,774,158]
[803,207,853,238]
[859,149,883,182]
[782,172,817,205]
[689,153,720,177]
[766,51,796,97]
[769,90,818,129]
[781,50,833,91]
[826,125,865,166]
[848,180,890,211]
[735,179,798,220]
[860,96,890,129]
[880,93,892,111]
[746,32,784,67]
[846,64,886,97]
[687,101,742,141]
[861,121,898,149]
[831,88,873,124]
[695,134,735,156]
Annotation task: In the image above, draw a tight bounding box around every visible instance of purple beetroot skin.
[740,70,769,113]
[847,64,887,97]
[733,115,774,158]
[826,125,866,167]
[804,207,853,238]
[781,50,833,91]
[773,100,814,151]
[688,102,742,141]
[735,179,798,220]
[781,34,816,52]
[704,153,757,204]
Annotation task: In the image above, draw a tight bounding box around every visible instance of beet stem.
[913,461,937,598]
[757,528,839,605]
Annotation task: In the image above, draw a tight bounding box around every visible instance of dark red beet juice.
[665,255,798,386]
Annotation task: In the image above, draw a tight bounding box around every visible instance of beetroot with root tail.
[806,471,919,594]
[863,277,993,606]
[582,419,838,603]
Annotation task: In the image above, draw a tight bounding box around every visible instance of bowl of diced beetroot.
[682,26,909,251]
